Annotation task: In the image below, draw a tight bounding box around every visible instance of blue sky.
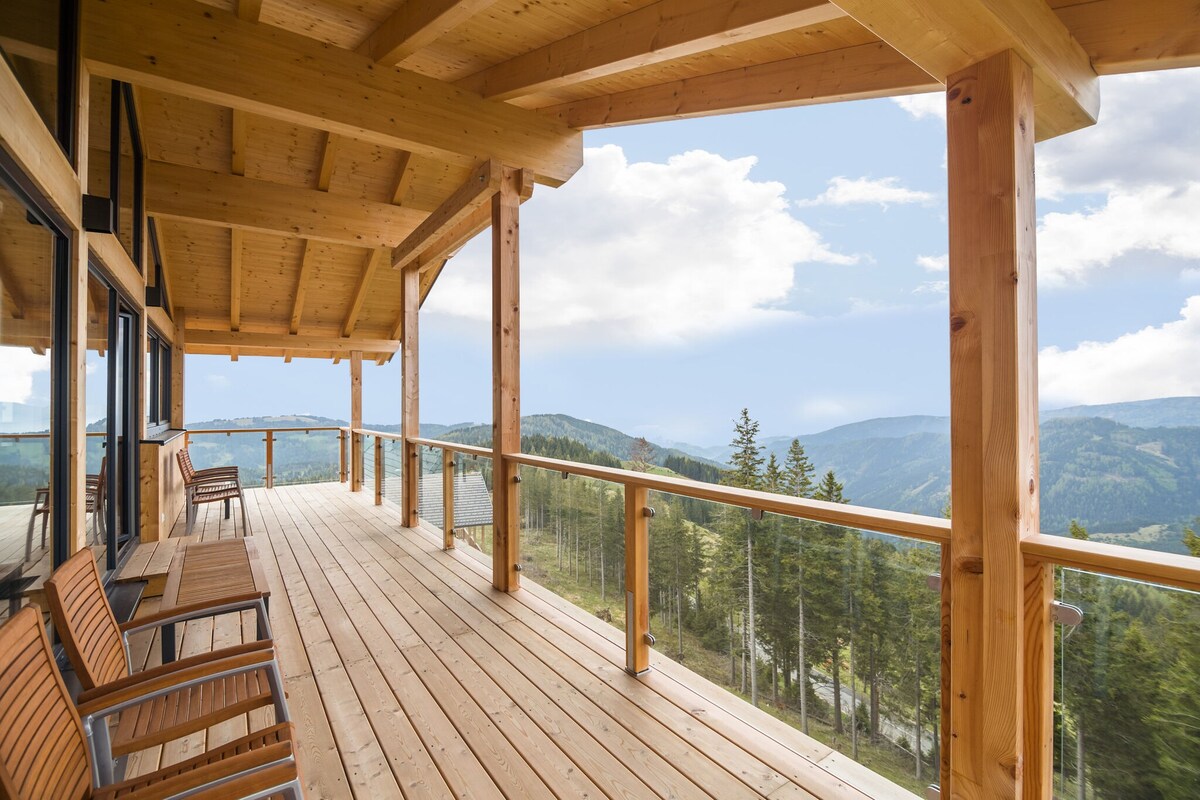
[180,69,1200,447]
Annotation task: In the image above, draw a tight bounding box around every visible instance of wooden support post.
[350,350,362,492]
[65,233,89,557]
[442,449,455,549]
[338,429,347,482]
[374,436,383,505]
[945,49,1048,799]
[262,430,274,489]
[625,485,650,675]
[492,166,525,592]
[401,266,420,527]
[170,307,185,429]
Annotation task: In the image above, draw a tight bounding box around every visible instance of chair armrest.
[195,465,240,476]
[119,591,268,635]
[101,742,297,800]
[185,473,241,488]
[77,648,277,721]
[76,639,274,706]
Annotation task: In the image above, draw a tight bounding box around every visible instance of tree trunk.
[747,528,758,707]
[1077,726,1085,800]
[676,586,684,661]
[915,628,923,781]
[798,566,809,735]
[729,610,736,685]
[869,642,880,744]
[850,636,859,760]
[833,650,843,734]
[740,611,747,694]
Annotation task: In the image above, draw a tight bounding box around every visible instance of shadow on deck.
[119,482,914,800]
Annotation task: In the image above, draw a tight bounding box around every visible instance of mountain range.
[182,397,1200,554]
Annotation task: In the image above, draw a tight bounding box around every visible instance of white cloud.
[1037,183,1200,287]
[797,176,934,208]
[892,92,945,122]
[1040,296,1200,406]
[1037,70,1200,200]
[913,280,948,295]
[0,347,50,404]
[425,145,855,346]
[1183,268,1200,284]
[916,254,948,272]
[206,374,231,389]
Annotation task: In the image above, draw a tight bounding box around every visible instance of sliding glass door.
[85,269,139,574]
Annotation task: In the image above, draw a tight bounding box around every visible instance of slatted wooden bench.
[159,538,272,663]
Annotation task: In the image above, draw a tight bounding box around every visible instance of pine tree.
[782,438,816,732]
[811,470,849,733]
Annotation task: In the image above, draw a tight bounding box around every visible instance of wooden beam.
[491,167,526,593]
[460,0,845,101]
[0,258,28,319]
[83,0,582,185]
[390,151,415,206]
[342,246,387,339]
[316,132,338,191]
[350,350,363,492]
[413,171,531,274]
[540,42,939,128]
[401,266,420,527]
[289,239,317,335]
[625,485,650,674]
[145,160,425,248]
[236,0,263,22]
[1052,0,1200,75]
[832,0,1098,140]
[393,160,500,270]
[230,110,248,176]
[186,329,399,354]
[0,56,81,227]
[230,229,242,331]
[170,307,186,429]
[945,50,1048,798]
[357,0,499,66]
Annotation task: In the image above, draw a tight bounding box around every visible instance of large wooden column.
[400,266,420,527]
[349,350,363,491]
[491,167,524,592]
[64,66,91,559]
[170,307,185,428]
[945,49,1050,799]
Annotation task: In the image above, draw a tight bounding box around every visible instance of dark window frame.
[145,327,172,435]
[106,80,145,270]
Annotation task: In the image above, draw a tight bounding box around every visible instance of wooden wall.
[139,436,185,543]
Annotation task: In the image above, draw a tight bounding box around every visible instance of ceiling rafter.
[357,0,499,66]
[392,160,500,270]
[458,0,846,101]
[539,42,939,128]
[342,247,387,339]
[82,0,582,185]
[289,239,317,335]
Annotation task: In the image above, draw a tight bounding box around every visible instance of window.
[0,0,78,159]
[86,77,144,268]
[145,329,172,433]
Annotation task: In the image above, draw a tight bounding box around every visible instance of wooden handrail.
[404,436,494,461]
[504,451,952,544]
[186,426,342,435]
[355,428,405,442]
[1023,533,1200,593]
[0,432,106,440]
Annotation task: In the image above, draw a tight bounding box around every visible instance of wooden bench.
[160,538,271,663]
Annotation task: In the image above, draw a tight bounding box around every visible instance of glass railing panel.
[449,451,493,567]
[272,430,339,486]
[517,465,625,634]
[416,445,442,537]
[1054,568,1200,799]
[646,489,943,795]
[187,432,267,489]
[361,434,375,493]
[381,437,403,511]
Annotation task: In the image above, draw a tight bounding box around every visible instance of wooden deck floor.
[121,482,915,800]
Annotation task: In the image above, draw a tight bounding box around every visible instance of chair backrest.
[43,550,129,691]
[177,448,197,483]
[0,607,92,800]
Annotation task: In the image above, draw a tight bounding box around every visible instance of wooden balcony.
[118,481,915,800]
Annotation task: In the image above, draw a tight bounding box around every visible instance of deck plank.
[120,482,918,800]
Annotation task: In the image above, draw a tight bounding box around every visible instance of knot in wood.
[950,314,970,333]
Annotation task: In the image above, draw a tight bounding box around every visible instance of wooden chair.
[27,458,106,562]
[24,487,48,562]
[0,606,303,800]
[43,550,287,785]
[177,450,251,535]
